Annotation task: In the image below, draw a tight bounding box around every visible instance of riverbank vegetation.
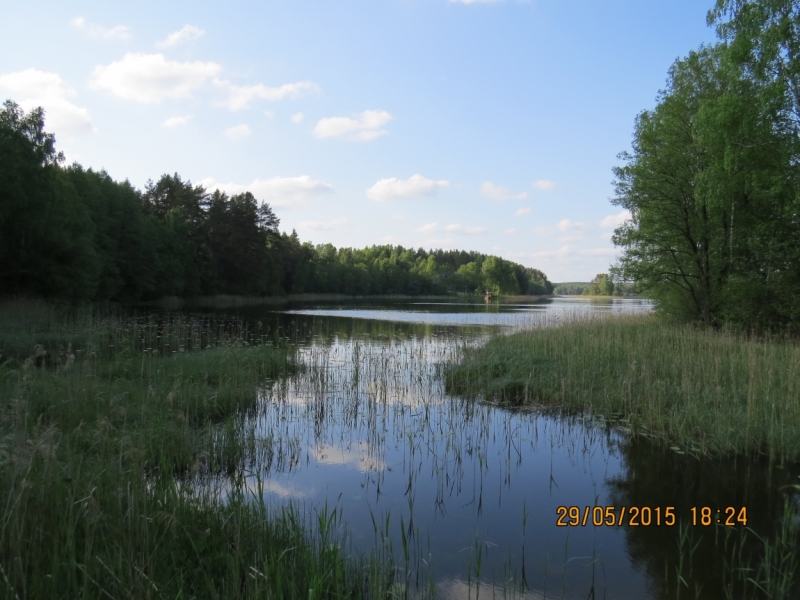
[611,1,800,332]
[0,302,391,598]
[447,314,800,459]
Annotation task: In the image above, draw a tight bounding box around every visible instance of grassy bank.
[0,302,389,599]
[446,314,800,460]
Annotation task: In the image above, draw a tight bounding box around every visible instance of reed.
[446,314,800,459]
[0,301,390,599]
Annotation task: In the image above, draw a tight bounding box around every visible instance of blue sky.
[0,0,717,281]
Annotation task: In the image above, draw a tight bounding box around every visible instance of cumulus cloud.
[445,224,487,235]
[515,207,531,216]
[366,174,449,201]
[314,110,394,142]
[416,222,438,234]
[90,53,221,103]
[506,228,516,234]
[298,218,347,230]
[599,209,632,228]
[199,175,333,207]
[162,115,191,127]
[157,25,205,48]
[532,180,557,191]
[71,16,131,41]
[480,181,527,201]
[291,112,304,123]
[223,123,251,140]
[214,79,320,111]
[558,219,590,242]
[558,219,590,233]
[0,69,93,138]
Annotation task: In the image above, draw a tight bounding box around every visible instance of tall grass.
[0,301,390,599]
[446,314,800,459]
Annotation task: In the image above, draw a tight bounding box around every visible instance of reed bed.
[0,301,391,599]
[446,313,800,460]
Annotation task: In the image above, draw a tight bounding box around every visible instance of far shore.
[139,293,557,310]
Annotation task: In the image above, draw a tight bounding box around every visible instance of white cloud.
[445,224,487,235]
[532,180,557,191]
[534,226,555,235]
[558,219,590,233]
[506,228,516,234]
[366,174,450,201]
[416,222,438,234]
[599,210,631,228]
[162,115,191,127]
[0,69,93,138]
[291,112,304,124]
[90,53,221,103]
[71,16,131,41]
[298,218,347,230]
[224,123,251,140]
[515,207,531,216]
[264,110,274,118]
[157,25,205,48]
[199,176,333,207]
[391,214,405,221]
[314,110,394,142]
[214,79,320,111]
[480,181,527,201]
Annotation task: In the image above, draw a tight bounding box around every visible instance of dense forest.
[612,0,800,331]
[0,101,553,303]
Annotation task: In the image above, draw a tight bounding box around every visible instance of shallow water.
[197,297,798,599]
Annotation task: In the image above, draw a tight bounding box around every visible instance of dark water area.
[153,297,797,599]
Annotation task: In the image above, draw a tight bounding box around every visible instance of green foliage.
[0,101,553,303]
[0,101,99,300]
[581,273,614,296]
[553,282,588,295]
[612,41,800,329]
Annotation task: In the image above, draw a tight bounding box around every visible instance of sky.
[0,0,719,282]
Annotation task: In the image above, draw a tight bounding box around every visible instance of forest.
[0,100,553,303]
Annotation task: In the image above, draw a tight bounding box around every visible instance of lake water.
[195,297,797,599]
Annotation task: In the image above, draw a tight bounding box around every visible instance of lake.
[188,296,796,599]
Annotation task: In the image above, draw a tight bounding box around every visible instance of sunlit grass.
[446,314,800,459]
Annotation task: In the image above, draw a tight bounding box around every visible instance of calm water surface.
[194,297,796,599]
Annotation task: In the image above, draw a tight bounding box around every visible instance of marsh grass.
[0,301,390,599]
[446,314,800,460]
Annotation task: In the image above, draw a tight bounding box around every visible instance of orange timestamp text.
[556,506,748,527]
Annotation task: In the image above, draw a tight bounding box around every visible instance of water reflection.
[180,297,797,599]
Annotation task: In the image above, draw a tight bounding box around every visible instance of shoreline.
[135,293,557,310]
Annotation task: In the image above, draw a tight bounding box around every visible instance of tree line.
[612,0,800,331]
[0,101,553,303]
[554,273,623,297]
